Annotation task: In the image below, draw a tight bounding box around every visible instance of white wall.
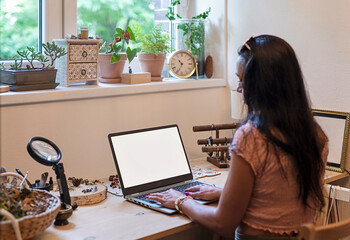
[227,0,350,111]
[0,87,231,180]
[227,0,350,169]
[0,1,229,180]
[190,0,226,79]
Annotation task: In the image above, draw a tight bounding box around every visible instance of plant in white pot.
[133,23,171,81]
[99,26,137,83]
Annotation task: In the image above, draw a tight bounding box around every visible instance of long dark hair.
[238,35,325,209]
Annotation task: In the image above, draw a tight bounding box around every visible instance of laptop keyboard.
[136,181,205,202]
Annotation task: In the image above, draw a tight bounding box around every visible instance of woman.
[147,35,328,239]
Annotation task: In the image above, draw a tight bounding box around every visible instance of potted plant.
[166,1,211,77]
[133,23,171,81]
[99,26,137,83]
[0,42,67,91]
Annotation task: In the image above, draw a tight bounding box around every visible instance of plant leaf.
[115,28,124,38]
[111,53,122,63]
[126,47,137,63]
[131,48,137,58]
[127,26,136,42]
[113,44,122,53]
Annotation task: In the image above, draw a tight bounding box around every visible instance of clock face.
[169,50,196,78]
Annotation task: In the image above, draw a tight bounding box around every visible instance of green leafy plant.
[100,26,137,65]
[166,1,211,76]
[17,47,41,69]
[42,42,67,67]
[177,18,209,59]
[165,0,182,21]
[15,42,67,70]
[133,23,171,56]
[166,5,211,59]
[9,58,23,70]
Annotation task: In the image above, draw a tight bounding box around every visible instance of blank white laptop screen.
[110,126,191,188]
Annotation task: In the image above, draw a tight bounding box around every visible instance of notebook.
[108,124,213,214]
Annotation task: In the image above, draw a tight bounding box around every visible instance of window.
[76,0,154,46]
[0,0,41,60]
[0,0,156,60]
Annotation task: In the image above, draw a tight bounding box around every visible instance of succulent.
[17,47,42,69]
[9,58,23,70]
[11,42,67,70]
[43,42,67,67]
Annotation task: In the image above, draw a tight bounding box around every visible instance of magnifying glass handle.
[53,163,71,205]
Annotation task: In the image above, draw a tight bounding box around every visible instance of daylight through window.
[77,0,154,49]
[0,0,40,60]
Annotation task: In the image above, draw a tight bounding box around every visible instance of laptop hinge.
[129,193,140,197]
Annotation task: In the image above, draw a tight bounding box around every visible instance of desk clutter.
[191,166,221,179]
[193,123,238,168]
[105,175,123,196]
[51,177,107,206]
[0,170,61,240]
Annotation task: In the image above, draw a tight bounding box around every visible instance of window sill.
[0,78,226,106]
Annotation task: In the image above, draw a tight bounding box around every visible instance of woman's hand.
[147,189,184,209]
[184,184,222,201]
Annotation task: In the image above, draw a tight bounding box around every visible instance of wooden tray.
[52,182,107,206]
[9,83,59,91]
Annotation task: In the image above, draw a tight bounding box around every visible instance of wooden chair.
[298,218,350,240]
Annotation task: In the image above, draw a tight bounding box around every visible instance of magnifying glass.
[27,137,71,205]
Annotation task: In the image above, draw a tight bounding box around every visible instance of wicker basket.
[0,173,61,240]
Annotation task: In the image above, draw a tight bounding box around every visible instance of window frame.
[0,0,44,64]
[1,1,226,90]
[43,0,77,42]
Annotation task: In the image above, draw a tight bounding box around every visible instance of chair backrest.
[298,218,350,240]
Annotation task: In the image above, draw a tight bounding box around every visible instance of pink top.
[230,121,328,235]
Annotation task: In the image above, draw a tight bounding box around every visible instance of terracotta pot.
[137,53,166,81]
[98,53,127,83]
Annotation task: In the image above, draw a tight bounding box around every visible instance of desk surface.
[33,159,228,240]
[32,160,347,240]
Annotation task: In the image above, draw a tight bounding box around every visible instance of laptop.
[108,124,214,214]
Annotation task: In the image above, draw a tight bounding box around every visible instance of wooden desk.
[33,159,228,240]
[32,160,348,240]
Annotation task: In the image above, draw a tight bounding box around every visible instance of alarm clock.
[166,50,198,80]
